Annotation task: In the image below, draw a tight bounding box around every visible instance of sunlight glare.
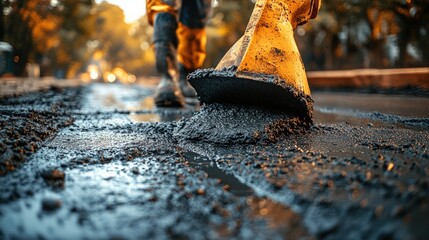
[95,0,146,23]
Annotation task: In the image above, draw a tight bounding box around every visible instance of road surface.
[0,82,428,239]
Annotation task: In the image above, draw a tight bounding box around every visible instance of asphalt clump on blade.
[173,103,311,144]
[188,66,314,120]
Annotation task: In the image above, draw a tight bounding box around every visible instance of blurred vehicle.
[0,42,15,76]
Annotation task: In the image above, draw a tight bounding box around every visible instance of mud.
[1,83,428,239]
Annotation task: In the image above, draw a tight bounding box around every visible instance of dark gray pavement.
[0,82,428,239]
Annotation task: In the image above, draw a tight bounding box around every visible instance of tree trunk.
[0,0,4,41]
[7,1,33,76]
[396,22,410,67]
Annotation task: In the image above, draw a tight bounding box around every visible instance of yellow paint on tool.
[216,0,322,97]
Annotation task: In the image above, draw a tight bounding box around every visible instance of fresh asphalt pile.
[0,83,428,239]
[173,103,311,144]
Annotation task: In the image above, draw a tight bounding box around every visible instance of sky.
[95,0,146,23]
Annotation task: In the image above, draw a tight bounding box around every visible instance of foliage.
[133,16,156,76]
[1,0,95,76]
[299,0,429,70]
[2,0,428,78]
[90,2,145,76]
[204,0,254,67]
[50,0,95,78]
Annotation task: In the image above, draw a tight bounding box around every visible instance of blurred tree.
[1,0,95,77]
[2,0,428,78]
[133,16,156,76]
[387,0,429,67]
[49,0,95,78]
[0,0,7,40]
[3,0,42,75]
[299,0,429,70]
[90,2,144,76]
[204,0,254,67]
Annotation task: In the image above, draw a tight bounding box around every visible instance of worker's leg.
[176,0,211,98]
[147,0,184,107]
[177,24,207,97]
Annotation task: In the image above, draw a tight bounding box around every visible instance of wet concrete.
[0,83,428,239]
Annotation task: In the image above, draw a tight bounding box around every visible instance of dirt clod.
[42,198,62,211]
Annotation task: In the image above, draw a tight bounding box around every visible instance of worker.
[146,0,211,107]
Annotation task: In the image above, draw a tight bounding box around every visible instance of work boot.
[152,12,185,107]
[154,74,184,107]
[178,64,197,98]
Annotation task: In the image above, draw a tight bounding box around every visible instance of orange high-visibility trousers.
[147,0,211,70]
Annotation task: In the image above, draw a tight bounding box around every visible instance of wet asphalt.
[0,83,428,239]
